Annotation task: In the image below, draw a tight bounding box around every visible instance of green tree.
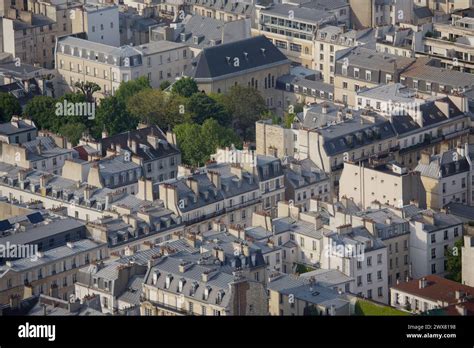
[0,93,22,122]
[187,93,230,126]
[159,81,171,91]
[220,85,267,140]
[114,77,151,103]
[445,238,463,283]
[74,81,101,102]
[93,97,137,137]
[174,118,240,166]
[174,123,207,166]
[23,96,57,131]
[59,123,87,146]
[127,89,169,128]
[171,77,198,98]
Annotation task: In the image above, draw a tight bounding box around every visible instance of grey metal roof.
[267,273,351,308]
[0,239,103,274]
[402,58,474,88]
[0,217,85,246]
[414,150,470,179]
[300,268,353,287]
[261,3,334,23]
[118,275,145,305]
[0,120,36,136]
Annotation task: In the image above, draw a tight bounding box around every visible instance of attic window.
[204,286,211,300]
[165,274,173,289]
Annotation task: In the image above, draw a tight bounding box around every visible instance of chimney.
[420,151,431,165]
[166,131,177,146]
[137,177,154,201]
[418,277,427,289]
[207,170,221,190]
[321,103,329,114]
[186,177,199,196]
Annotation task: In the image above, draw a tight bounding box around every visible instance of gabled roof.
[186,35,290,80]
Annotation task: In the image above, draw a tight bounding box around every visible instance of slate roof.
[144,256,236,308]
[414,150,470,179]
[401,58,474,89]
[267,273,351,308]
[172,15,250,49]
[186,35,290,80]
[0,119,36,136]
[0,239,103,274]
[319,115,396,156]
[391,115,421,135]
[100,125,179,161]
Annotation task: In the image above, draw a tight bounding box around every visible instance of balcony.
[146,300,189,316]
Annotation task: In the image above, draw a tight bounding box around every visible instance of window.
[431,234,436,244]
[367,273,372,283]
[365,71,372,81]
[300,237,304,247]
[454,227,459,237]
[367,256,372,267]
[431,263,436,274]
[431,248,436,259]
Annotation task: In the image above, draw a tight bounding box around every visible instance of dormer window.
[165,274,173,289]
[178,278,186,292]
[190,281,199,296]
[216,290,225,304]
[204,286,211,300]
[152,271,160,285]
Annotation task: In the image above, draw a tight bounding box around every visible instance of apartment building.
[400,57,474,96]
[79,125,181,184]
[415,149,471,209]
[186,0,254,23]
[158,163,262,233]
[256,105,399,192]
[0,135,75,175]
[140,255,268,315]
[252,3,338,69]
[284,158,331,211]
[321,224,389,304]
[56,35,192,98]
[149,14,251,57]
[211,146,285,216]
[339,160,424,209]
[314,25,374,84]
[334,47,416,107]
[419,14,474,74]
[408,207,463,278]
[0,239,107,305]
[86,205,184,256]
[349,0,391,29]
[276,69,334,109]
[0,211,86,260]
[75,248,161,315]
[462,235,474,287]
[0,117,37,144]
[70,2,120,47]
[185,35,291,108]
[390,275,474,313]
[267,271,353,315]
[351,208,411,287]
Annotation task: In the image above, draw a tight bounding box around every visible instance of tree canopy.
[0,92,22,122]
[171,77,198,98]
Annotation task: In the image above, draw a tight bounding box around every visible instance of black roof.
[391,115,420,135]
[27,212,44,224]
[186,35,289,79]
[0,219,12,232]
[419,98,464,127]
[100,125,180,161]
